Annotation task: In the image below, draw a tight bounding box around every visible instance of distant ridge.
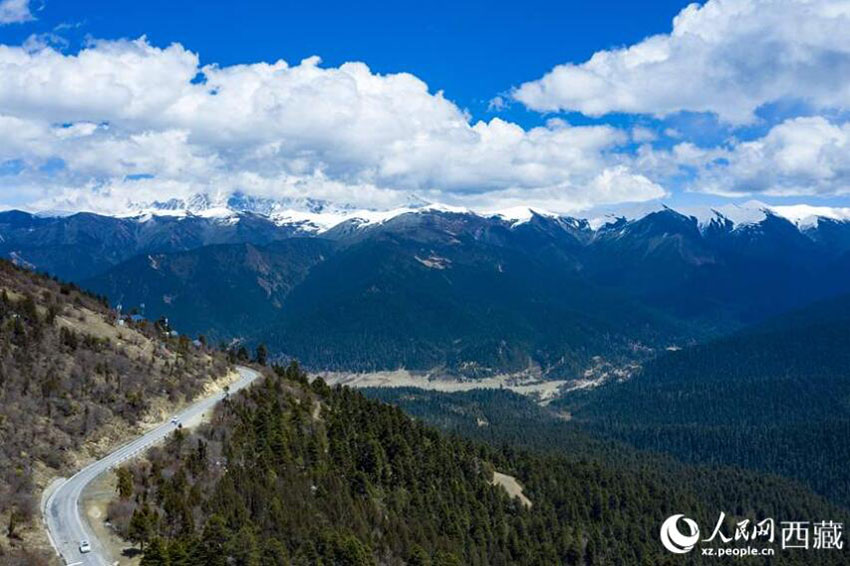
[6,197,850,377]
[16,191,850,236]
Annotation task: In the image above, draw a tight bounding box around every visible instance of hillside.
[0,260,233,563]
[110,364,847,565]
[559,291,850,507]
[82,239,332,341]
[8,204,850,378]
[85,214,685,377]
[0,210,299,281]
[258,228,680,376]
[72,206,850,378]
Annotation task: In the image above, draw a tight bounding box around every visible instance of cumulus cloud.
[513,0,850,123]
[0,0,33,24]
[687,116,850,196]
[0,37,665,213]
[22,32,69,52]
[631,126,657,143]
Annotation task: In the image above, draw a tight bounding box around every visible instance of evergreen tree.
[255,343,268,366]
[116,467,134,499]
[141,537,170,566]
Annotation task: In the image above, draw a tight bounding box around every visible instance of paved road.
[43,366,261,566]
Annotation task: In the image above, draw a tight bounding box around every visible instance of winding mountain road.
[43,366,261,566]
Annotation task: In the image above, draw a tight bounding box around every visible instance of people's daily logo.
[660,513,844,557]
[660,514,700,554]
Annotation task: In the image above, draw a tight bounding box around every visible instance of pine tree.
[408,545,431,566]
[140,537,170,566]
[229,526,261,566]
[116,467,134,499]
[255,343,268,366]
[197,514,229,566]
[129,505,154,551]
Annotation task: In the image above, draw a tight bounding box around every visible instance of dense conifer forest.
[115,366,847,566]
[555,293,850,508]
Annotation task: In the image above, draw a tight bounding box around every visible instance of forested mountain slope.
[558,291,850,507]
[0,260,232,563]
[111,365,847,566]
[0,210,299,281]
[83,238,333,340]
[257,230,679,376]
[77,207,850,377]
[87,216,685,377]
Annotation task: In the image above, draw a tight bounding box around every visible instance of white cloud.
[0,37,665,214]
[631,126,657,143]
[487,96,508,112]
[22,32,69,52]
[687,116,850,196]
[513,0,850,123]
[0,0,33,24]
[624,115,850,198]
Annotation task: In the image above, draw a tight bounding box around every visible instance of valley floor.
[317,369,570,404]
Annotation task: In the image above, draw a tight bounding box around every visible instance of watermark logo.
[660,513,844,558]
[660,514,700,554]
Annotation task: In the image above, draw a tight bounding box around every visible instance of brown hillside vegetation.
[0,260,232,563]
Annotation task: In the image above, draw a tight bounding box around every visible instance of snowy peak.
[486,206,557,224]
[587,200,850,235]
[677,200,850,233]
[127,192,442,233]
[681,200,771,230]
[770,204,850,229]
[46,190,850,238]
[131,192,351,219]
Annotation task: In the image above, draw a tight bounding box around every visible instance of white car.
[170,416,180,425]
[79,539,91,553]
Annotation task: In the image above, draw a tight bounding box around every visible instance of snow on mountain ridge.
[682,201,770,230]
[770,204,850,229]
[684,201,850,231]
[485,206,559,226]
[127,192,440,232]
[585,200,850,233]
[37,191,850,235]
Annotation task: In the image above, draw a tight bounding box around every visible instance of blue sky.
[1,0,850,215]
[0,0,690,126]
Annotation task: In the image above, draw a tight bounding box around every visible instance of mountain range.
[561,289,850,507]
[5,194,850,376]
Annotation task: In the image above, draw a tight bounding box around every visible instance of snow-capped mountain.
[123,191,850,237]
[127,191,430,233]
[587,199,850,232]
[131,192,358,225]
[6,194,850,376]
[9,191,850,289]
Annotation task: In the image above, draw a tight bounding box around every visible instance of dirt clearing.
[491,471,532,508]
